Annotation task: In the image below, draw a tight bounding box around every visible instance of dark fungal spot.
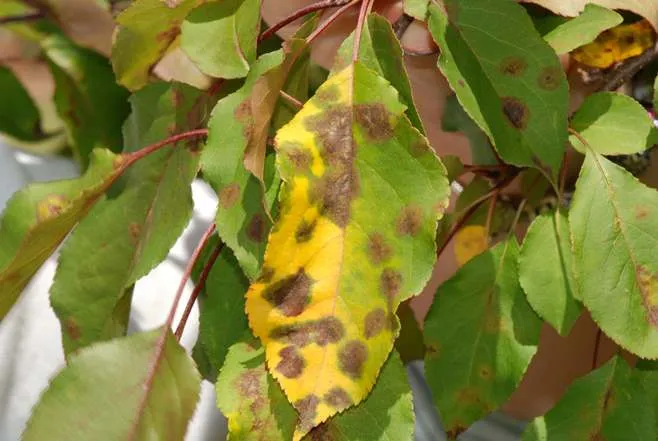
[258,266,275,283]
[286,147,312,172]
[354,103,393,142]
[295,394,321,433]
[269,317,345,347]
[315,85,340,103]
[636,206,649,220]
[308,423,339,441]
[219,183,241,208]
[380,268,403,300]
[446,426,467,440]
[367,233,393,265]
[324,387,352,408]
[270,324,312,347]
[479,365,493,380]
[246,214,266,243]
[638,266,658,328]
[338,340,368,379]
[276,346,305,378]
[295,218,317,243]
[364,308,387,339]
[262,269,313,317]
[501,97,529,130]
[537,66,562,90]
[64,318,81,341]
[235,370,261,398]
[314,317,345,346]
[500,56,528,77]
[396,205,423,236]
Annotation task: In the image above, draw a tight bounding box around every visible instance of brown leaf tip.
[277,346,306,379]
[262,268,313,317]
[219,183,241,209]
[501,97,530,130]
[364,308,388,339]
[367,233,393,265]
[338,340,368,379]
[500,56,528,77]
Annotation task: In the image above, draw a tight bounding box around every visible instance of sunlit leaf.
[522,356,656,441]
[246,62,448,438]
[217,338,414,441]
[570,152,658,358]
[50,82,202,356]
[181,0,261,79]
[427,0,569,176]
[570,93,658,155]
[112,0,199,90]
[454,225,489,267]
[0,149,124,320]
[519,210,581,336]
[22,328,201,441]
[424,238,541,439]
[0,66,44,141]
[535,4,622,55]
[44,34,130,168]
[334,14,425,135]
[404,0,429,20]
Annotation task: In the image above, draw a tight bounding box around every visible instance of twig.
[352,0,374,62]
[174,234,224,339]
[307,0,360,44]
[279,90,304,111]
[124,129,208,167]
[600,47,658,92]
[592,328,603,369]
[259,0,354,42]
[0,11,44,25]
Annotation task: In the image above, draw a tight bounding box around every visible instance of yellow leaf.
[245,62,449,439]
[454,225,488,266]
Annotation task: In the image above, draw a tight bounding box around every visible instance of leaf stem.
[174,238,224,340]
[592,328,603,370]
[306,0,360,44]
[0,11,44,25]
[558,151,569,205]
[259,0,354,42]
[123,129,208,168]
[352,0,374,62]
[279,90,304,111]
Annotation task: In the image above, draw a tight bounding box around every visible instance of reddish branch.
[259,0,355,42]
[174,237,225,339]
[353,0,374,62]
[123,129,208,167]
[592,328,603,370]
[307,0,361,44]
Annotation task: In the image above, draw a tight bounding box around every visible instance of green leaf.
[0,149,124,320]
[197,247,250,381]
[522,356,656,441]
[424,238,541,439]
[404,0,429,20]
[570,92,658,155]
[0,66,44,141]
[49,82,202,356]
[181,0,261,79]
[22,328,201,441]
[218,338,415,441]
[394,302,426,363]
[537,4,622,55]
[570,152,658,358]
[427,0,569,175]
[442,94,497,165]
[43,34,131,168]
[334,14,425,135]
[112,0,199,90]
[519,210,581,336]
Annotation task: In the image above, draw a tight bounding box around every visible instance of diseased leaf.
[522,356,656,441]
[536,4,622,55]
[22,328,201,441]
[404,0,429,20]
[519,210,581,336]
[112,0,199,90]
[570,152,658,358]
[0,149,124,320]
[424,238,541,439]
[0,66,43,141]
[570,92,658,155]
[197,247,250,381]
[454,225,489,267]
[334,14,425,135]
[181,0,261,79]
[218,338,414,441]
[522,0,658,32]
[50,82,202,356]
[427,0,569,175]
[44,34,131,168]
[246,62,449,439]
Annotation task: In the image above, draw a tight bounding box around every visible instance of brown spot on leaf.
[313,317,345,346]
[276,346,305,378]
[269,317,344,347]
[354,103,393,141]
[316,85,340,103]
[409,140,428,157]
[295,394,321,433]
[270,324,312,347]
[537,66,562,90]
[638,266,658,327]
[380,268,403,300]
[324,387,352,408]
[338,340,368,379]
[286,147,312,172]
[128,223,141,244]
[479,365,493,380]
[219,183,241,208]
[458,79,465,87]
[367,233,393,265]
[446,426,467,440]
[247,214,266,243]
[235,370,260,398]
[500,56,528,76]
[364,308,387,339]
[396,205,423,236]
[64,317,81,341]
[263,269,313,317]
[308,423,339,441]
[295,219,317,243]
[37,195,69,221]
[636,206,649,220]
[501,97,529,130]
